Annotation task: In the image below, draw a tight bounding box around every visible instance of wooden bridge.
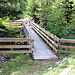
[0,19,75,59]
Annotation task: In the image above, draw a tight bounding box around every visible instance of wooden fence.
[30,22,75,54]
[6,21,22,27]
[0,21,34,54]
[0,38,33,54]
[1,19,75,54]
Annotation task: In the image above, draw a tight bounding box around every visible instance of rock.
[55,57,68,65]
[59,67,71,75]
[0,55,9,62]
[47,57,69,71]
[47,67,53,70]
[1,56,5,61]
[32,72,37,74]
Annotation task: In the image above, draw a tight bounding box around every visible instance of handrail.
[0,38,34,54]
[59,39,75,43]
[31,22,58,52]
[6,21,22,27]
[32,22,59,42]
[0,38,34,42]
[30,21,75,54]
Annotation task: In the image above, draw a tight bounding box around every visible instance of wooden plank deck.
[26,26,58,59]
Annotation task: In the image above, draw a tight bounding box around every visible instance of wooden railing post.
[16,21,17,28]
[10,21,11,28]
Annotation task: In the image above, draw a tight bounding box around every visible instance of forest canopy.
[0,0,75,39]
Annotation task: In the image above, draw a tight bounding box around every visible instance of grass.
[0,54,75,75]
[0,54,56,75]
[42,54,75,75]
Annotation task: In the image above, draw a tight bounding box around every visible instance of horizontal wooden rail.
[59,45,75,49]
[59,39,75,43]
[0,38,34,42]
[8,25,22,26]
[6,23,22,24]
[0,50,32,54]
[6,21,22,28]
[10,21,22,22]
[57,50,75,54]
[0,45,32,48]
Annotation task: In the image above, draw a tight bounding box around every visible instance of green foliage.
[0,0,27,20]
[62,24,75,39]
[46,0,75,39]
[0,18,10,37]
[26,0,39,21]
[0,18,23,38]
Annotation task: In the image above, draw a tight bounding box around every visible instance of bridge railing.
[22,21,31,38]
[6,20,22,27]
[30,21,75,54]
[0,38,33,54]
[0,21,34,54]
[58,39,75,53]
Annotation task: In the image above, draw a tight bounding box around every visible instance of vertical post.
[16,21,17,28]
[31,43,32,52]
[58,42,60,45]
[53,35,57,51]
[10,21,11,28]
[28,19,30,26]
[46,34,49,46]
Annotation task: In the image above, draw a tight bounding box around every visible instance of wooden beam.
[0,45,32,48]
[6,25,22,27]
[0,50,32,54]
[57,50,75,54]
[16,21,22,22]
[0,38,34,42]
[11,21,22,22]
[6,23,22,24]
[59,39,75,43]
[58,45,75,49]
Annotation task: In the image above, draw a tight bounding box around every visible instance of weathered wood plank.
[59,45,75,49]
[57,50,75,54]
[0,45,32,48]
[59,39,75,43]
[10,21,22,22]
[0,50,32,54]
[6,25,22,27]
[0,38,34,42]
[32,24,58,48]
[6,23,22,24]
